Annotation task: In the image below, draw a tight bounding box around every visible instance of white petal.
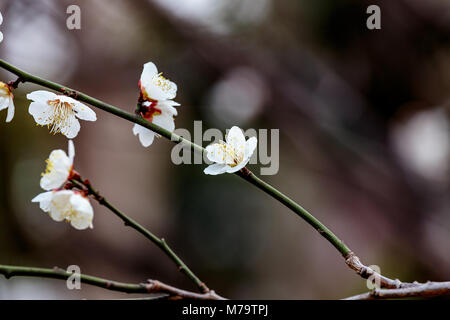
[40,149,71,191]
[48,190,73,222]
[28,101,53,125]
[26,90,56,103]
[60,115,80,139]
[245,136,257,159]
[0,96,9,110]
[140,62,158,84]
[204,163,229,175]
[5,97,14,122]
[146,81,177,101]
[69,194,94,230]
[68,140,75,163]
[31,191,53,212]
[72,102,97,121]
[226,159,248,173]
[133,124,155,147]
[158,100,179,116]
[153,113,175,132]
[205,143,227,164]
[226,126,246,149]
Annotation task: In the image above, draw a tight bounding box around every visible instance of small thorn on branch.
[60,88,79,99]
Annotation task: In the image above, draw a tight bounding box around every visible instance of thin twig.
[0,264,225,300]
[69,178,210,294]
[343,281,450,300]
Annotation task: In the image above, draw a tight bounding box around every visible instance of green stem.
[0,264,224,299]
[70,179,209,293]
[0,58,351,257]
[0,264,147,293]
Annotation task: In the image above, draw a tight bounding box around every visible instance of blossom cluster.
[32,140,94,230]
[0,61,259,232]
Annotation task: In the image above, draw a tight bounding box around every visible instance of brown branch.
[345,252,417,289]
[144,280,225,300]
[343,281,450,300]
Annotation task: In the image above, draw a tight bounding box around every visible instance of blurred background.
[0,0,449,299]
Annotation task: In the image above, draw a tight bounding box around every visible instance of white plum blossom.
[0,82,15,122]
[27,90,97,139]
[134,61,179,147]
[133,100,179,147]
[32,190,94,230]
[204,126,257,175]
[139,61,177,101]
[40,140,75,191]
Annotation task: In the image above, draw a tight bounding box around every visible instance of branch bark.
[343,281,450,300]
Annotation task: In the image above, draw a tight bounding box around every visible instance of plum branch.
[67,177,209,294]
[0,264,224,300]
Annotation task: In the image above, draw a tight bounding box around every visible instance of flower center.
[220,140,244,167]
[41,158,54,177]
[152,72,174,93]
[47,99,76,135]
[0,82,13,97]
[141,101,162,122]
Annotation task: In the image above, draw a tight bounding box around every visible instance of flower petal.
[28,101,53,125]
[69,194,94,230]
[245,136,257,159]
[26,90,56,102]
[205,143,227,164]
[60,115,80,139]
[72,102,97,121]
[31,191,53,212]
[153,113,175,132]
[133,124,155,147]
[40,149,71,191]
[140,62,158,84]
[48,190,73,222]
[226,126,246,149]
[158,100,179,117]
[0,96,9,110]
[204,163,229,175]
[226,159,248,173]
[68,140,75,163]
[5,97,14,123]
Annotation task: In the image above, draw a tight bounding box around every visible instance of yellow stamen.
[219,141,244,167]
[44,99,76,135]
[41,158,54,177]
[152,73,173,93]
